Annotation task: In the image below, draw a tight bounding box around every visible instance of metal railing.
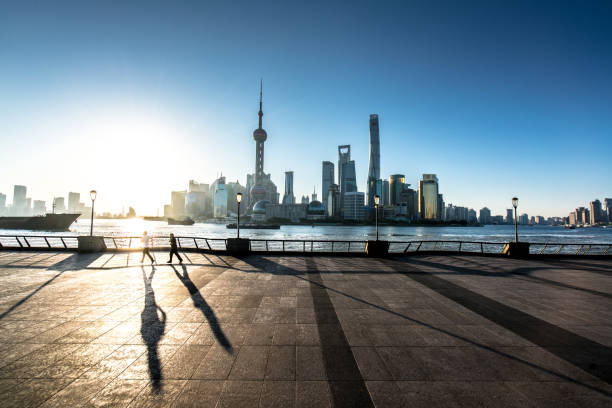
[0,235,610,256]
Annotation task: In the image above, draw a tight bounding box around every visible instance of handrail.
[0,235,610,255]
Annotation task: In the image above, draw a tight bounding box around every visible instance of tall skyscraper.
[0,193,6,214]
[337,145,355,216]
[337,145,350,186]
[171,191,186,216]
[506,209,514,224]
[604,198,612,222]
[282,171,295,204]
[322,161,334,210]
[53,197,65,213]
[479,207,491,224]
[33,200,46,216]
[68,192,80,213]
[213,177,228,218]
[367,114,380,207]
[590,199,602,224]
[388,174,405,206]
[418,174,439,220]
[343,191,365,221]
[13,185,26,214]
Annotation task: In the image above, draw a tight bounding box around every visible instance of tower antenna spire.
[258,78,263,129]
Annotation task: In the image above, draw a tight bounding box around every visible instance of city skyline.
[1,2,611,217]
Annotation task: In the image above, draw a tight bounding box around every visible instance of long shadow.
[0,253,103,321]
[418,256,612,300]
[243,256,375,407]
[240,255,612,398]
[393,257,612,384]
[140,266,166,393]
[171,265,233,353]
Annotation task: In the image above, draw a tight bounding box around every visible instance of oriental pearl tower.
[250,80,268,204]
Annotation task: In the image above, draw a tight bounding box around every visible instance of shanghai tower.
[367,114,380,207]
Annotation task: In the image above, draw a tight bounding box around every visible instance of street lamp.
[512,197,519,243]
[89,190,97,236]
[236,192,242,239]
[374,195,380,241]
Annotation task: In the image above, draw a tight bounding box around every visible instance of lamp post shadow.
[140,266,166,393]
[171,265,233,353]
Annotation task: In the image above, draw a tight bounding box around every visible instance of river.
[3,219,611,244]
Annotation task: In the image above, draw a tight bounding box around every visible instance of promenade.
[0,251,610,407]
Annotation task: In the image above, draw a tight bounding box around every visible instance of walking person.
[141,231,155,264]
[167,233,183,263]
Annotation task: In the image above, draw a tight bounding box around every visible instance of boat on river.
[0,213,81,231]
[226,223,280,229]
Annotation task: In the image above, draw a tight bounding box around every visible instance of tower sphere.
[253,128,267,141]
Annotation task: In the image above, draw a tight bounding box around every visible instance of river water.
[3,219,611,244]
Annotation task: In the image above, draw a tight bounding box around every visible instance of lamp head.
[512,197,518,208]
[90,190,97,201]
[374,195,380,206]
[237,192,243,203]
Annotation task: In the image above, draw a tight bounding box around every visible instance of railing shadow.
[171,265,233,353]
[140,266,166,393]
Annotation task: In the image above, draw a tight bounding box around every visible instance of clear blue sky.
[1,0,610,217]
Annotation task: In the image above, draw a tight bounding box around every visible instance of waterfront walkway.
[0,251,611,407]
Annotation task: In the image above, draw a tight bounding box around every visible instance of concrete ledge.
[226,238,251,255]
[503,242,530,258]
[365,240,390,257]
[77,236,107,253]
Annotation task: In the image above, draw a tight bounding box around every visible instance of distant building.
[322,161,334,210]
[535,216,545,224]
[213,177,227,218]
[397,187,417,220]
[604,198,612,222]
[68,192,80,213]
[388,174,405,206]
[266,203,307,222]
[505,209,513,225]
[366,114,380,207]
[468,209,477,224]
[53,197,65,213]
[171,191,186,217]
[343,192,365,221]
[519,213,529,225]
[337,145,356,215]
[33,200,46,216]
[225,181,245,215]
[327,184,340,217]
[491,215,504,224]
[590,199,603,224]
[307,201,326,220]
[12,185,26,215]
[0,193,6,215]
[163,204,173,218]
[282,171,295,205]
[301,195,310,205]
[479,207,491,224]
[418,174,439,220]
[382,179,390,206]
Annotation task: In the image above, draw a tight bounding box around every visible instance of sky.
[1,0,611,217]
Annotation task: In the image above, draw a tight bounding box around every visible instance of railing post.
[266,241,269,251]
[23,237,31,248]
[112,238,118,249]
[205,239,212,250]
[128,238,132,249]
[303,241,305,252]
[480,242,484,253]
[331,241,334,252]
[458,242,462,252]
[16,237,23,248]
[555,244,564,255]
[194,238,199,249]
[539,244,547,255]
[604,245,611,256]
[311,241,313,252]
[576,245,583,255]
[282,241,285,252]
[404,242,412,253]
[415,242,422,252]
[44,237,50,248]
[60,237,67,249]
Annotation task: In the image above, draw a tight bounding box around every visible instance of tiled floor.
[0,251,611,407]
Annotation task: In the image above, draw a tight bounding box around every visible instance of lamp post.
[89,190,97,236]
[512,197,519,243]
[236,193,242,239]
[374,195,380,241]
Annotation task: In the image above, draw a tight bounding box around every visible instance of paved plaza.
[0,251,611,407]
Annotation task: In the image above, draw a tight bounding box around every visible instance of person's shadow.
[172,265,233,353]
[140,266,166,392]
